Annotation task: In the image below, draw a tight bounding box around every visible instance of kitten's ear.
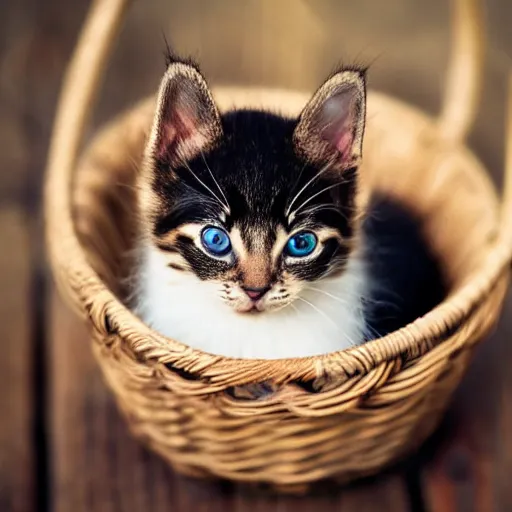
[294,69,366,169]
[147,62,222,166]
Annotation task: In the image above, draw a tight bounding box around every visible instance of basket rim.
[44,0,512,385]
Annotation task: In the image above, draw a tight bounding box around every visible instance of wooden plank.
[0,0,74,509]
[0,208,34,512]
[416,2,512,497]
[419,292,512,512]
[50,291,171,512]
[496,299,512,512]
[418,1,512,508]
[234,476,411,511]
[0,0,90,206]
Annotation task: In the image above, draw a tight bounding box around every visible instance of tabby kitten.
[133,58,442,359]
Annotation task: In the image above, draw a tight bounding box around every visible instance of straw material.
[45,0,512,492]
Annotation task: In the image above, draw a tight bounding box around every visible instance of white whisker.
[288,160,309,205]
[180,158,229,212]
[341,330,358,347]
[289,180,347,220]
[300,204,347,220]
[200,151,230,214]
[296,296,339,332]
[285,160,332,217]
[364,323,382,341]
[305,286,350,306]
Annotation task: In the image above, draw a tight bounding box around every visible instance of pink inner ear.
[319,92,358,162]
[157,107,201,161]
[157,123,177,159]
[334,130,354,158]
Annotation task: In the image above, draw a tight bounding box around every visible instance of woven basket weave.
[45,0,512,492]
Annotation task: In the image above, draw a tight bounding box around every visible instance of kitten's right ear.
[147,62,222,167]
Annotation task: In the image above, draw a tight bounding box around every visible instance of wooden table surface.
[1,0,511,510]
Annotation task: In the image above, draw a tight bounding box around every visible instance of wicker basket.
[45,0,512,492]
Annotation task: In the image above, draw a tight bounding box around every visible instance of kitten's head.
[138,60,366,314]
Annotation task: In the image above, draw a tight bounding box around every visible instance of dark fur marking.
[156,242,179,253]
[168,263,186,271]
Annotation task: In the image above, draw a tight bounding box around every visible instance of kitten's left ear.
[294,69,366,169]
[147,62,222,167]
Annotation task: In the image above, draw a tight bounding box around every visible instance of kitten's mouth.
[236,302,266,314]
[238,304,262,314]
[246,308,262,315]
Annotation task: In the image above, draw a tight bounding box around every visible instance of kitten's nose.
[242,286,270,301]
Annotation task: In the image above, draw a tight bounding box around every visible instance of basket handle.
[436,0,512,252]
[44,0,130,309]
[45,0,129,219]
[437,0,484,144]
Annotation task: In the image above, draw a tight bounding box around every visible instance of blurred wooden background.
[1,0,511,510]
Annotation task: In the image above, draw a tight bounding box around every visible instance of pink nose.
[242,286,270,301]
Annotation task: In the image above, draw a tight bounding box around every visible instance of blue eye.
[285,231,317,257]
[201,227,232,256]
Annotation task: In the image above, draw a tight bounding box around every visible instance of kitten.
[133,59,444,359]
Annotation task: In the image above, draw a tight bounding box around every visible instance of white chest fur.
[134,244,370,359]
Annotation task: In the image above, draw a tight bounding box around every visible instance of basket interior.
[72,87,501,334]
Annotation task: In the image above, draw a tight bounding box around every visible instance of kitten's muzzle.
[242,285,271,301]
